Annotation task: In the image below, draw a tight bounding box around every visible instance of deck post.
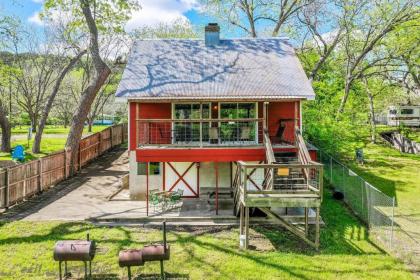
[315,206,320,249]
[263,102,268,130]
[240,204,244,235]
[304,207,309,237]
[245,206,249,249]
[215,162,219,215]
[146,162,149,216]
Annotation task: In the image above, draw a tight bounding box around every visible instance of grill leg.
[84,261,87,280]
[89,261,92,279]
[59,261,62,280]
[127,266,132,280]
[160,260,165,280]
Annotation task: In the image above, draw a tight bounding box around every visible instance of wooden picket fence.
[0,123,128,209]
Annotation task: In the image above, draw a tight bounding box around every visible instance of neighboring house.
[116,24,322,247]
[387,105,420,127]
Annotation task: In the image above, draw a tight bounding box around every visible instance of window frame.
[218,102,258,144]
[137,162,161,175]
[172,102,211,144]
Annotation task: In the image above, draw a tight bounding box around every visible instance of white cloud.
[28,11,44,25]
[125,0,200,31]
[27,0,201,30]
[32,0,44,3]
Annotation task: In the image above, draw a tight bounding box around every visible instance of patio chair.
[168,189,183,209]
[209,127,219,144]
[149,190,163,213]
[11,145,25,162]
[240,126,251,142]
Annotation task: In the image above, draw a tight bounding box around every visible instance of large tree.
[43,0,139,174]
[204,0,314,37]
[0,15,20,152]
[337,0,419,115]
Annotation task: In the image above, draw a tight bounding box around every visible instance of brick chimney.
[205,23,220,46]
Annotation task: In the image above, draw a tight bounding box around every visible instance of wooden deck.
[234,128,323,250]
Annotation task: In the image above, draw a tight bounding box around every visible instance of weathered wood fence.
[0,123,128,209]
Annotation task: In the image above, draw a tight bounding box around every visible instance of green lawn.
[0,138,67,161]
[0,190,413,280]
[0,125,110,161]
[345,143,420,217]
[324,125,420,219]
[11,125,108,135]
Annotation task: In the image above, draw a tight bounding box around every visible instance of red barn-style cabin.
[116,23,323,248]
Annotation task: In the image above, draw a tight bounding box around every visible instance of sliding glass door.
[219,103,257,144]
[173,103,210,144]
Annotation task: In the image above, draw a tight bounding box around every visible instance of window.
[173,103,210,143]
[401,109,414,115]
[220,103,256,119]
[174,103,210,120]
[219,103,257,143]
[137,162,160,175]
[137,163,147,175]
[149,162,160,175]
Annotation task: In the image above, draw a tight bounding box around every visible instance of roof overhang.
[120,95,315,103]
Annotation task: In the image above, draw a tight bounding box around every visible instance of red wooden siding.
[268,101,299,142]
[136,103,172,146]
[129,102,137,150]
[309,150,317,161]
[138,103,171,118]
[137,148,266,162]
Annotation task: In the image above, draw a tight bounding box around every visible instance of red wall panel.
[129,102,137,151]
[137,148,266,162]
[309,150,317,161]
[137,103,172,145]
[267,101,299,143]
[138,103,171,119]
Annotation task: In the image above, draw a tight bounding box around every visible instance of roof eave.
[118,95,315,102]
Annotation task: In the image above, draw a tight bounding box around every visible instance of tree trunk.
[0,104,11,152]
[65,0,111,175]
[33,50,86,154]
[30,113,37,133]
[338,77,352,116]
[365,80,376,143]
[88,119,93,132]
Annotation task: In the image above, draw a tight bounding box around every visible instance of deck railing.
[233,126,323,208]
[136,118,265,147]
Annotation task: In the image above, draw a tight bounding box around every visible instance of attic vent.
[205,23,220,46]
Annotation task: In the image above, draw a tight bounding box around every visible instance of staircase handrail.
[263,129,276,164]
[295,127,312,165]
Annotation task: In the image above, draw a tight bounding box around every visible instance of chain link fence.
[318,149,420,272]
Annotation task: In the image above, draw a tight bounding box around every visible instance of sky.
[0,0,215,34]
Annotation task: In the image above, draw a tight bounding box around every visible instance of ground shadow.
[0,147,128,222]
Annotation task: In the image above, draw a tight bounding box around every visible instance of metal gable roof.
[115,38,315,100]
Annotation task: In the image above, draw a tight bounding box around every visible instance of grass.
[345,144,420,217]
[11,125,108,135]
[0,138,67,161]
[325,125,420,218]
[0,125,110,161]
[0,190,414,280]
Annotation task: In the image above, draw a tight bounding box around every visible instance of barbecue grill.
[119,221,170,280]
[53,234,95,280]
